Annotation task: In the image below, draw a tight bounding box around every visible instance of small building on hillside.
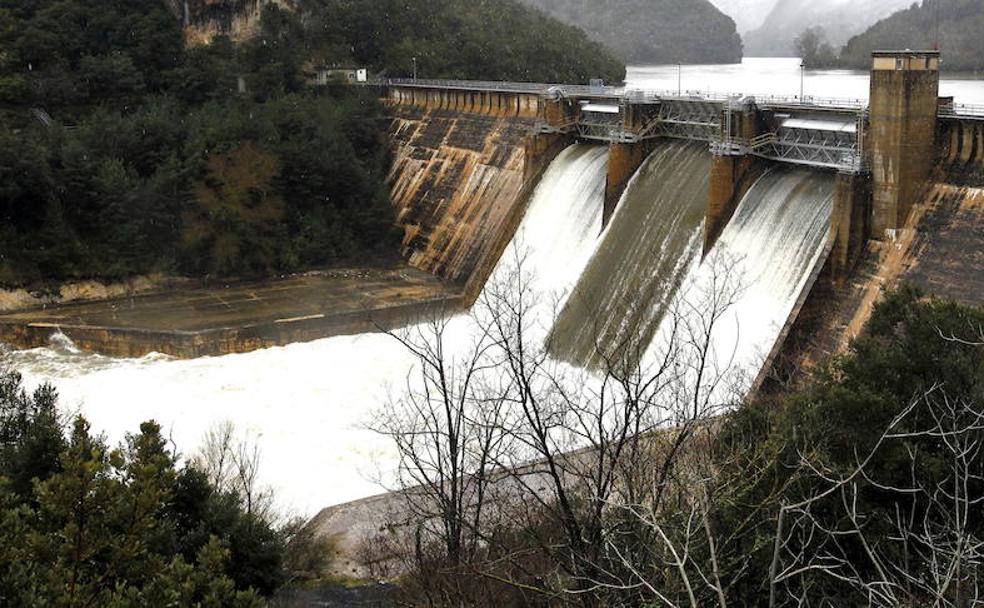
[309,66,368,86]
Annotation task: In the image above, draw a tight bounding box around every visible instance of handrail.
[368,77,984,116]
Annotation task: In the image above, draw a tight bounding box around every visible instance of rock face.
[743,0,911,56]
[516,0,743,65]
[178,0,295,44]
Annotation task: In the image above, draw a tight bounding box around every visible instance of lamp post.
[799,60,805,100]
[677,63,682,96]
[412,56,418,81]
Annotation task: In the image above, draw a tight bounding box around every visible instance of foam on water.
[550,141,710,367]
[6,144,608,516]
[644,166,835,397]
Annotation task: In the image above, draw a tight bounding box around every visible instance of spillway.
[5,144,608,515]
[645,167,835,396]
[549,142,710,368]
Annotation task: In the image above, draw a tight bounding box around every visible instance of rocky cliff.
[169,0,295,44]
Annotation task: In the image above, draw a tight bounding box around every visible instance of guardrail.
[947,103,984,117]
[369,78,984,117]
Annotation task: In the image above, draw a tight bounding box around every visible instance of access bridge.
[367,53,980,284]
[369,76,984,176]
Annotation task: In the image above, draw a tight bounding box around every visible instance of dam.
[4,50,984,517]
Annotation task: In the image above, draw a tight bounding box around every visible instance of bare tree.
[193,420,276,521]
[373,249,752,606]
[770,384,984,607]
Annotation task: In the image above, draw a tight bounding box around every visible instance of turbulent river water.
[11,57,975,515]
[644,167,835,394]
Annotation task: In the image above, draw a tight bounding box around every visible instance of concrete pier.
[868,50,940,237]
[830,172,872,282]
[605,141,653,226]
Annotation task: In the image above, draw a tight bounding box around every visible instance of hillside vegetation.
[0,0,622,287]
[840,0,984,72]
[517,0,742,65]
[304,0,625,83]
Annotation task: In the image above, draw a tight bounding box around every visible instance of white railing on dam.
[367,77,984,118]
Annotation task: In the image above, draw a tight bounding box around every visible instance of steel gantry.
[655,99,722,142]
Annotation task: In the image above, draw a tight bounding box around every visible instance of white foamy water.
[645,167,834,397]
[6,144,607,517]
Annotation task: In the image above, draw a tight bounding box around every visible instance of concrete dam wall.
[386,89,566,304]
[941,119,984,185]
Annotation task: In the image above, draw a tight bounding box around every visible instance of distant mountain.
[705,0,778,35]
[744,0,911,57]
[517,0,743,65]
[841,0,984,72]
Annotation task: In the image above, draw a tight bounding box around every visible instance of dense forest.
[517,0,743,65]
[840,0,984,72]
[0,0,623,287]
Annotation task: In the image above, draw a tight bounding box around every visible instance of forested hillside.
[840,0,984,72]
[517,0,743,65]
[0,0,623,287]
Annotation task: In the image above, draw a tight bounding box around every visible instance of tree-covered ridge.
[839,0,984,72]
[0,0,623,287]
[515,0,743,66]
[0,0,397,285]
[215,0,627,84]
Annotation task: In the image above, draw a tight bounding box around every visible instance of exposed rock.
[181,0,295,45]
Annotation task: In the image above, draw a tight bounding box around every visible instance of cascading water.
[645,167,835,396]
[5,144,608,515]
[549,142,710,368]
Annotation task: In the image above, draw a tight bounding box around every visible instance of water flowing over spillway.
[645,167,834,396]
[5,144,607,515]
[549,142,710,367]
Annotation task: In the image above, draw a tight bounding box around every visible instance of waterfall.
[6,145,608,514]
[549,142,710,367]
[645,167,835,397]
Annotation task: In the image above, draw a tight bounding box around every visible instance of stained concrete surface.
[0,266,460,358]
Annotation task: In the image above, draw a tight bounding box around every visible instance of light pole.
[677,63,682,96]
[799,60,805,100]
[412,56,418,81]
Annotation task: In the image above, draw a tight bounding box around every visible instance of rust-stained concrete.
[388,103,566,304]
[0,267,459,359]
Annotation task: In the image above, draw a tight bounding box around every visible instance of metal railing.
[370,77,984,118]
[947,103,984,117]
[368,78,874,111]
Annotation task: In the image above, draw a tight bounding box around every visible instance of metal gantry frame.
[655,100,721,142]
[766,123,864,172]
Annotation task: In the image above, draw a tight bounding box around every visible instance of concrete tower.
[868,50,940,238]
